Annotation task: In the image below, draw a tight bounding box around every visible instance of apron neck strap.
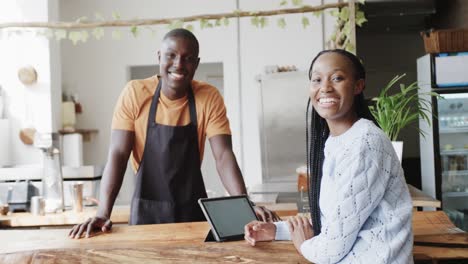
[147,80,198,131]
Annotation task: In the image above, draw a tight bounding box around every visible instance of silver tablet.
[198,195,258,242]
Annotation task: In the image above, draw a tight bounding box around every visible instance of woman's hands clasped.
[244,221,276,246]
[244,215,314,254]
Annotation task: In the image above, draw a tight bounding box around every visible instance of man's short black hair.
[163,28,199,55]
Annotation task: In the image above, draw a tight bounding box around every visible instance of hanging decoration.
[0,0,366,51]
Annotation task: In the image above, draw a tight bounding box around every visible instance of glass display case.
[418,53,468,231]
[438,94,468,229]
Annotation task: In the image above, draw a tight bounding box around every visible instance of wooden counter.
[0,221,307,263]
[408,184,441,208]
[0,211,466,263]
[413,211,468,262]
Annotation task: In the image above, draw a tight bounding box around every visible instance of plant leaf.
[35,28,54,39]
[200,19,213,29]
[233,9,242,16]
[277,18,287,29]
[92,27,104,40]
[130,26,139,37]
[222,17,230,26]
[68,31,82,45]
[339,7,349,21]
[259,17,268,28]
[345,42,355,53]
[168,20,184,30]
[342,21,351,35]
[75,16,88,23]
[302,17,310,29]
[329,9,339,17]
[80,30,89,43]
[279,0,288,6]
[55,30,67,41]
[95,12,104,21]
[184,24,194,32]
[112,11,121,20]
[251,17,260,27]
[356,10,367,27]
[370,73,436,140]
[291,0,303,6]
[112,30,122,40]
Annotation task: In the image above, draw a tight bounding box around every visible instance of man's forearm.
[216,149,247,195]
[96,155,128,219]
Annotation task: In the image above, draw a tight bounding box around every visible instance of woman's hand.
[287,216,314,252]
[244,220,276,246]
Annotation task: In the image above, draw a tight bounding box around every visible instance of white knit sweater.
[274,119,413,264]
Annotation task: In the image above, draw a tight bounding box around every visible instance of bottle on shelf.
[35,132,64,213]
[42,147,64,213]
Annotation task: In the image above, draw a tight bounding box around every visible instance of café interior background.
[0,0,467,205]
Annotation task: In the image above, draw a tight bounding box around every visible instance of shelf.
[440,149,468,155]
[58,129,98,142]
[442,170,468,177]
[443,192,468,198]
[439,127,468,133]
[0,165,104,181]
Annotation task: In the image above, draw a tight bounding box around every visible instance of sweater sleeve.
[273,221,291,240]
[300,148,388,263]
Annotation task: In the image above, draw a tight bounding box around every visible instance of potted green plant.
[369,73,438,162]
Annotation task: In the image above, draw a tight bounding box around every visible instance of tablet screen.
[199,195,258,241]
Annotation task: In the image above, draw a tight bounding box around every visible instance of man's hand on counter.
[253,205,281,222]
[68,216,113,239]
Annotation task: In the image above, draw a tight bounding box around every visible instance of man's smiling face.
[158,36,200,95]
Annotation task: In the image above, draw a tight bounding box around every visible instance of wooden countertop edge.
[0,204,296,227]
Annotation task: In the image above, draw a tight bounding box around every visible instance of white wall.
[59,0,331,203]
[0,0,61,166]
[238,0,324,187]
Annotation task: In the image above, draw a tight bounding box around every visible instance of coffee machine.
[5,180,39,212]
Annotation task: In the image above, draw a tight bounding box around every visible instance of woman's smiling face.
[309,52,364,127]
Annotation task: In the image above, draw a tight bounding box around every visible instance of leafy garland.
[328,2,366,52]
[0,0,365,47]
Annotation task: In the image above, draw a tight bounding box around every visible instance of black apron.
[129,81,207,225]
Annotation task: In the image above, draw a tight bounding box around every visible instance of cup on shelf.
[30,196,45,216]
[69,183,83,212]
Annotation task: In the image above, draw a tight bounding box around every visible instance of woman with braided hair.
[244,49,413,263]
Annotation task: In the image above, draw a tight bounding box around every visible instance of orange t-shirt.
[111,75,231,172]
